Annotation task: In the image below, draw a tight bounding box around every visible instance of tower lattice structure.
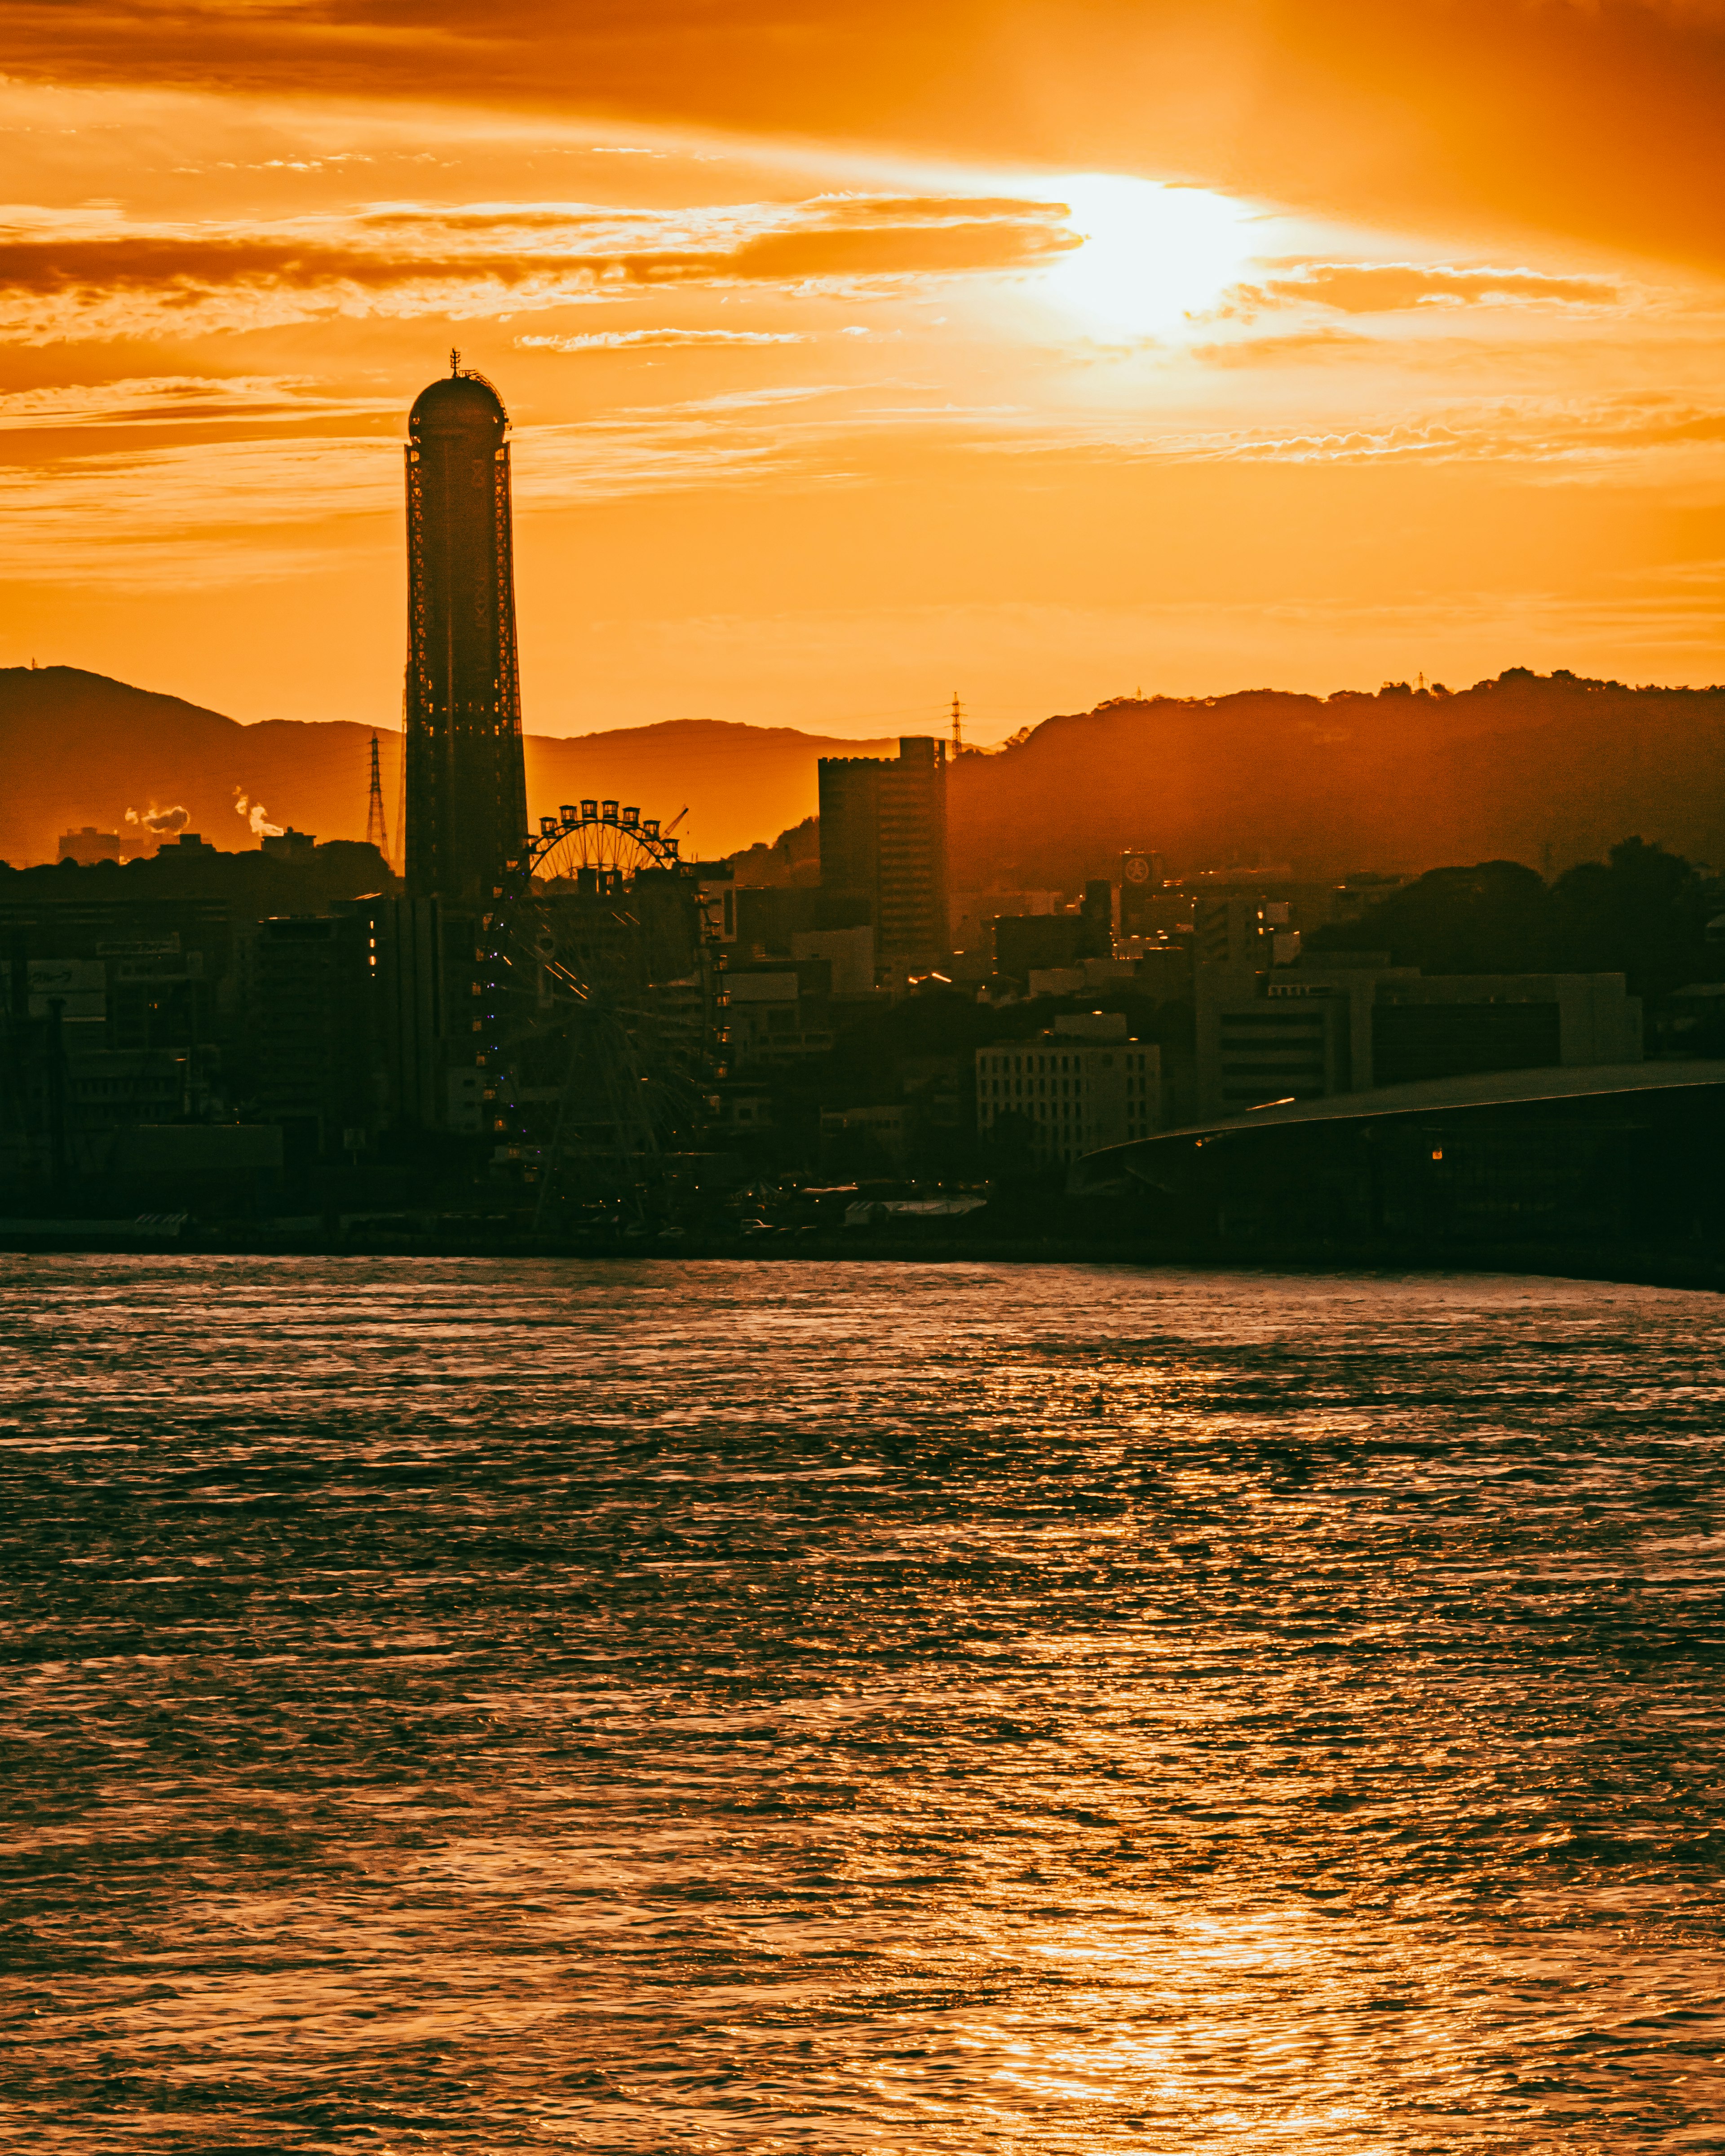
[402,352,528,899]
[365,730,390,862]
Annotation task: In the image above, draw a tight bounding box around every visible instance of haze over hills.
[740,672,1725,889]
[0,668,892,868]
[4,664,1722,888]
[941,673,1725,890]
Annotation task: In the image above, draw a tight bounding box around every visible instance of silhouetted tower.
[818,737,949,978]
[949,691,964,755]
[403,352,528,898]
[365,730,389,861]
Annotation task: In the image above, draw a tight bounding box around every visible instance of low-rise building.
[724,966,836,1068]
[58,826,156,866]
[975,1012,1160,1164]
[791,925,874,996]
[819,1103,909,1165]
[1196,959,1645,1120]
[245,913,378,1157]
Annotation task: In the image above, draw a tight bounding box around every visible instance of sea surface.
[1,1257,1722,2153]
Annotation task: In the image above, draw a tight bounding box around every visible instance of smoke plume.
[233,789,284,838]
[124,803,189,833]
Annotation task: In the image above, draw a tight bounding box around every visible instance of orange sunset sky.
[3,0,1724,742]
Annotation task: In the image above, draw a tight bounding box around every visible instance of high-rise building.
[816,736,948,979]
[1118,852,1164,938]
[403,356,528,900]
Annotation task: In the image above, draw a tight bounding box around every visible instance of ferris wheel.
[479,798,727,1228]
[525,795,687,880]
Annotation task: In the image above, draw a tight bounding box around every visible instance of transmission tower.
[365,730,390,860]
[949,690,964,754]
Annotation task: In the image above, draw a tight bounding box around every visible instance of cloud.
[517,328,810,350]
[4,0,1725,277]
[954,393,1725,473]
[1200,397,1725,468]
[1204,396,1725,464]
[0,374,399,429]
[0,193,1077,343]
[1225,263,1625,316]
[0,380,862,584]
[0,431,402,585]
[1189,329,1372,367]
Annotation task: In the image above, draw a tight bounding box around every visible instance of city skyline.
[7,18,1725,2148]
[1,4,1723,742]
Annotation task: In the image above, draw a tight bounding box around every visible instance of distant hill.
[6,664,1722,885]
[946,673,1725,888]
[0,667,893,867]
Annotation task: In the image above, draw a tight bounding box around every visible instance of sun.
[1035,173,1255,340]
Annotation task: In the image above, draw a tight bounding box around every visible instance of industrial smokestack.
[402,354,529,899]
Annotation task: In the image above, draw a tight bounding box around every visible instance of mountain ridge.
[0,667,894,866]
[5,664,1722,886]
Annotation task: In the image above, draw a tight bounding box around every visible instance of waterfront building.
[975,1013,1161,1163]
[1195,959,1645,1120]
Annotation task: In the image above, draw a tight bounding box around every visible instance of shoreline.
[1,1222,1720,1293]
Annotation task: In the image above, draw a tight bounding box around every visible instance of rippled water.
[2,1258,1723,2152]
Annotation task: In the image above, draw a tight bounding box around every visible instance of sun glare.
[1038,174,1254,339]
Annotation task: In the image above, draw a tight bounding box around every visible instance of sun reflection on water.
[1,1258,1721,2148]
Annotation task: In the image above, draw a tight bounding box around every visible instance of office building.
[58,826,155,866]
[1118,852,1165,938]
[724,962,837,1070]
[975,1013,1160,1163]
[246,913,379,1159]
[261,828,318,865]
[1196,959,1645,1120]
[949,888,1061,958]
[995,913,1088,978]
[817,736,948,980]
[791,926,875,997]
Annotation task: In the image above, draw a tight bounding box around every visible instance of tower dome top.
[409,355,509,440]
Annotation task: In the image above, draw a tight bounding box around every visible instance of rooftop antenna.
[366,730,390,860]
[450,346,461,376]
[949,690,964,754]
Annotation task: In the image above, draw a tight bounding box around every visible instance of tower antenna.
[450,346,461,376]
[366,730,390,861]
[949,690,964,754]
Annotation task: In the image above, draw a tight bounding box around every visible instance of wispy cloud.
[0,192,1078,343]
[1203,394,1725,464]
[0,433,400,585]
[0,381,860,583]
[1222,261,1625,317]
[1189,330,1372,368]
[956,393,1725,472]
[0,374,398,430]
[517,328,810,350]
